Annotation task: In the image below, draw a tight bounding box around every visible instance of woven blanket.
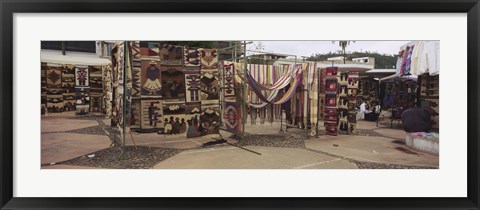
[159,44,184,66]
[224,101,242,132]
[199,48,218,70]
[46,64,63,88]
[160,66,186,101]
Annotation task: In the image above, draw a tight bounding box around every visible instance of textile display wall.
[338,72,349,134]
[358,77,379,106]
[41,63,47,114]
[89,66,103,112]
[318,67,326,120]
[346,71,359,134]
[222,62,242,133]
[324,67,338,136]
[111,41,221,138]
[41,62,105,115]
[418,74,439,130]
[383,80,417,109]
[74,65,91,115]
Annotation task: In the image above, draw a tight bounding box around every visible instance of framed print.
[1,0,480,209]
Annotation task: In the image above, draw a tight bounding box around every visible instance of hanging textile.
[309,63,318,136]
[324,67,338,136]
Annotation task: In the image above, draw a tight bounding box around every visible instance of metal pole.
[242,41,247,135]
[122,41,128,148]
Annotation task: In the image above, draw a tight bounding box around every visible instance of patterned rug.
[160,66,186,101]
[75,66,89,86]
[223,101,242,132]
[140,99,164,130]
[131,58,142,99]
[61,64,75,93]
[159,44,184,66]
[185,72,201,103]
[90,93,103,112]
[46,64,63,88]
[199,48,218,70]
[140,60,162,97]
[184,47,200,67]
[199,70,219,101]
[46,88,64,113]
[140,41,159,57]
[75,87,90,114]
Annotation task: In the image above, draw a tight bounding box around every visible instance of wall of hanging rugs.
[41,62,105,115]
[324,67,338,136]
[110,41,221,138]
[418,74,439,130]
[357,77,379,107]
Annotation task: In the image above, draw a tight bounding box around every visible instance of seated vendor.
[365,101,380,121]
[401,107,433,132]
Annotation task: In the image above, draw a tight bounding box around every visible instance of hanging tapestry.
[128,100,141,129]
[200,70,219,100]
[89,66,103,90]
[46,88,64,113]
[90,93,103,112]
[200,102,221,135]
[130,41,141,59]
[185,101,202,138]
[223,101,242,132]
[75,87,90,114]
[324,67,338,136]
[339,72,348,84]
[46,64,63,88]
[140,99,164,131]
[116,42,125,84]
[75,66,89,86]
[63,93,76,112]
[338,96,348,109]
[338,120,349,132]
[162,101,188,135]
[348,112,357,124]
[61,64,75,93]
[41,63,47,91]
[103,65,113,118]
[347,71,360,134]
[339,85,347,96]
[140,41,159,57]
[159,44,184,66]
[198,48,218,70]
[185,101,201,115]
[185,72,201,103]
[140,60,162,97]
[131,58,142,99]
[161,66,186,101]
[347,76,359,89]
[186,113,202,138]
[184,47,200,67]
[223,63,236,98]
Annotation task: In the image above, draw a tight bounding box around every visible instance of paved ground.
[41,112,439,169]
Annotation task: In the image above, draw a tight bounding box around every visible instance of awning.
[41,50,111,66]
[379,73,417,82]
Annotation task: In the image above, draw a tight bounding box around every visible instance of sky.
[249,41,411,57]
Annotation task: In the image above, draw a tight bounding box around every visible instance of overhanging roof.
[41,50,111,66]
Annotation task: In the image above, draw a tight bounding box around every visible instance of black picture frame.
[1,0,479,209]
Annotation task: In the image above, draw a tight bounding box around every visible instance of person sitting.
[365,101,380,121]
[401,107,433,132]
